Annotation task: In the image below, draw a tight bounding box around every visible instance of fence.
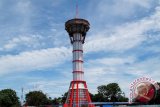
[23,102,160,107]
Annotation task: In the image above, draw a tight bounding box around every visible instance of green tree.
[0,89,20,107]
[25,91,51,106]
[52,97,62,105]
[49,92,68,105]
[117,93,129,102]
[61,92,68,104]
[97,83,128,102]
[90,93,106,102]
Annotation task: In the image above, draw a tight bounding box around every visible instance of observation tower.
[64,18,94,107]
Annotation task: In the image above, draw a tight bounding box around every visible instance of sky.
[0,0,160,100]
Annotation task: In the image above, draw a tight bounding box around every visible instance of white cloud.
[16,79,71,98]
[0,47,71,76]
[15,0,31,15]
[88,57,135,66]
[14,0,33,33]
[3,6,159,77]
[96,0,157,19]
[83,55,160,97]
[0,35,44,51]
[123,0,154,9]
[85,56,135,81]
[85,5,160,52]
[0,1,2,8]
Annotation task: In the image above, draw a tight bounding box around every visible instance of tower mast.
[75,0,78,18]
[21,87,24,106]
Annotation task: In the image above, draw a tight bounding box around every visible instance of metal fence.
[24,103,160,107]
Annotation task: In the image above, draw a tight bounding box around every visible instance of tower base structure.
[64,81,94,107]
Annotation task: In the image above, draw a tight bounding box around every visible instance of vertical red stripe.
[76,82,79,107]
[70,82,74,107]
[84,82,92,107]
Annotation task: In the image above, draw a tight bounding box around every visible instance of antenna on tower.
[75,0,79,18]
[21,87,24,106]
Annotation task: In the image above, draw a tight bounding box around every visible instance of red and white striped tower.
[65,19,93,107]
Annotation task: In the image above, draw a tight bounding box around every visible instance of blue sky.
[0,0,160,99]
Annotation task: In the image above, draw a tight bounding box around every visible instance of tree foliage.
[25,91,51,106]
[24,83,128,106]
[61,92,68,104]
[52,97,62,105]
[90,93,106,102]
[95,83,128,102]
[0,89,20,107]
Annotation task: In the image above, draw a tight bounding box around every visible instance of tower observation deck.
[64,18,94,107]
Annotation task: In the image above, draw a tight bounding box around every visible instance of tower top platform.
[65,18,90,37]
